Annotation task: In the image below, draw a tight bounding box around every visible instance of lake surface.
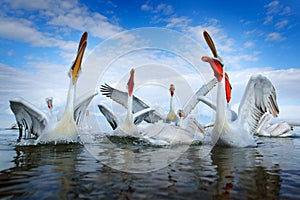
[1,127,300,199]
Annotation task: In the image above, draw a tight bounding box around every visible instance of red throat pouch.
[127,68,135,96]
[225,73,232,103]
[212,59,223,82]
[202,56,223,82]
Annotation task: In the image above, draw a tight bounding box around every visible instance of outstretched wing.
[74,90,98,126]
[237,74,279,134]
[98,104,119,130]
[9,97,48,136]
[182,78,217,116]
[100,83,163,123]
[133,108,155,125]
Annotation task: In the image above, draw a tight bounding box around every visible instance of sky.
[0,0,300,128]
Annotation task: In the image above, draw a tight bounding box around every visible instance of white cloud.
[7,50,14,56]
[263,15,273,25]
[2,0,50,10]
[244,41,254,48]
[265,1,280,15]
[275,19,288,29]
[141,2,173,15]
[1,0,123,39]
[165,16,191,29]
[141,3,152,11]
[264,1,291,16]
[156,4,173,15]
[265,32,285,41]
[0,62,69,109]
[0,16,81,54]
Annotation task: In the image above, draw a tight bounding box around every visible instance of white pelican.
[10,32,93,143]
[37,32,88,143]
[201,30,279,147]
[165,84,179,123]
[255,113,292,137]
[98,68,155,137]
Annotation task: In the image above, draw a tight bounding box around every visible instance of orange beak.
[71,32,88,85]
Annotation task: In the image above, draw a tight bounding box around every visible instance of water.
[1,127,300,199]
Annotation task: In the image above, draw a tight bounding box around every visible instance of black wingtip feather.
[100,83,113,98]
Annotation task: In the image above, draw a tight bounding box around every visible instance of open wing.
[100,83,163,123]
[133,108,155,125]
[237,74,279,134]
[182,78,217,116]
[74,90,98,126]
[9,97,48,136]
[98,104,119,130]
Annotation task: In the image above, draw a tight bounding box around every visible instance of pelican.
[10,32,92,143]
[100,78,217,124]
[255,113,292,137]
[98,68,155,137]
[37,32,88,143]
[165,84,179,123]
[201,30,279,147]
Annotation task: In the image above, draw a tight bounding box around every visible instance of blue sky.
[1,0,300,128]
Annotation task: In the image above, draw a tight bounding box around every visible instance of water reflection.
[211,146,281,199]
[0,133,300,199]
[0,144,92,199]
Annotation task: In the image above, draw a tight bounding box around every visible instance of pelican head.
[170,84,175,97]
[127,68,135,97]
[177,109,186,119]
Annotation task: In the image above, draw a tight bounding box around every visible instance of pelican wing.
[237,75,279,134]
[133,108,155,125]
[9,97,48,136]
[98,104,119,130]
[74,91,98,126]
[182,78,217,116]
[100,84,163,123]
[197,96,216,111]
[254,113,272,134]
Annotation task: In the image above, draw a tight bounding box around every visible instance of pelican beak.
[127,68,135,96]
[190,118,206,134]
[203,30,218,58]
[202,56,223,82]
[71,32,88,85]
